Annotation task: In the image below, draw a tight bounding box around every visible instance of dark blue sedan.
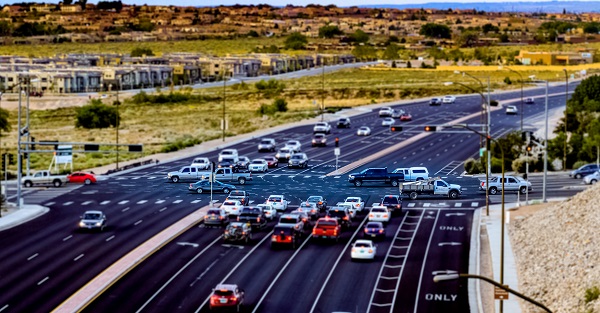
[363,222,386,240]
[189,180,236,194]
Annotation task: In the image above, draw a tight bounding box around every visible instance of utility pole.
[563,69,568,170]
[26,79,31,176]
[321,58,325,122]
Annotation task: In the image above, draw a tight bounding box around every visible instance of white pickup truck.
[22,170,68,187]
[400,178,462,200]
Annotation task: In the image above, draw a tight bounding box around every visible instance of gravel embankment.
[510,184,600,313]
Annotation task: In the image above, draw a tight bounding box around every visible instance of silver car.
[583,171,600,184]
[79,210,107,231]
[258,138,277,152]
[356,126,371,136]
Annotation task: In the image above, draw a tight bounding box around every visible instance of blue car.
[570,164,599,179]
[363,221,385,241]
[189,179,236,194]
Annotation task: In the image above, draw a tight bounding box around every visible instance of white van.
[191,157,211,170]
[218,149,239,163]
[392,167,430,181]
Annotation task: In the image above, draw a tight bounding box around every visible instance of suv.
[337,117,351,128]
[275,147,294,161]
[288,153,309,168]
[306,195,327,211]
[379,107,394,117]
[271,224,302,249]
[190,157,210,169]
[312,134,327,147]
[480,175,533,195]
[381,195,402,214]
[227,190,249,206]
[313,122,331,134]
[237,207,267,229]
[278,214,304,231]
[204,208,229,227]
[209,284,245,311]
[218,149,239,163]
[223,222,252,244]
[326,207,352,229]
[570,163,599,179]
[258,138,277,152]
[79,210,107,232]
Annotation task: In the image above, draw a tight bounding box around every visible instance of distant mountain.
[362,2,600,13]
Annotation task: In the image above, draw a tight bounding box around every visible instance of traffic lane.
[312,213,403,313]
[250,217,367,313]
[415,209,474,312]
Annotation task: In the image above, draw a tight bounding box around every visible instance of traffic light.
[526,145,533,152]
[1,153,6,170]
[335,137,339,147]
[23,153,28,159]
[390,126,402,132]
[424,126,437,132]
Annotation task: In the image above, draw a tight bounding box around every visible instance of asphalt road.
[0,80,591,313]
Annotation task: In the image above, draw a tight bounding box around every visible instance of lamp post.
[562,69,568,170]
[498,65,524,131]
[433,272,553,313]
[453,123,505,312]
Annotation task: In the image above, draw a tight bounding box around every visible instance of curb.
[0,205,50,232]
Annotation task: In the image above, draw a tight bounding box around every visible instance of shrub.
[490,100,499,106]
[572,160,589,170]
[273,98,288,112]
[160,135,201,153]
[75,100,119,129]
[464,158,479,174]
[503,77,512,85]
[585,286,600,303]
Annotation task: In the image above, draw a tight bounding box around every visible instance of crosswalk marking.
[455,203,462,207]
[471,202,479,207]
[407,203,416,207]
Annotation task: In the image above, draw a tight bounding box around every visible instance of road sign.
[334,148,340,156]
[494,285,509,300]
[479,148,485,157]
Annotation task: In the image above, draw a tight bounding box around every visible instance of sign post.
[334,148,340,174]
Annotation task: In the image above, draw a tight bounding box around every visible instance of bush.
[512,156,536,173]
[490,100,499,106]
[464,158,482,174]
[503,77,512,85]
[572,160,588,170]
[491,157,503,174]
[75,100,119,129]
[160,135,201,153]
[273,98,288,112]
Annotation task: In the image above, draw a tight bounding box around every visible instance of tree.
[0,21,13,37]
[419,23,451,39]
[457,31,479,47]
[583,22,600,34]
[284,32,308,50]
[0,108,10,133]
[247,30,259,37]
[75,100,119,129]
[482,23,499,34]
[382,44,401,60]
[131,47,154,57]
[349,29,370,43]
[351,45,378,60]
[318,25,343,38]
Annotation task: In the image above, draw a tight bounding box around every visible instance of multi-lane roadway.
[0,81,589,313]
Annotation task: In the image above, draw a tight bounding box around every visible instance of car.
[306,195,327,211]
[288,153,309,168]
[263,156,279,168]
[391,109,404,118]
[344,196,365,213]
[271,224,302,249]
[221,200,244,216]
[429,98,442,106]
[256,203,278,221]
[79,210,107,232]
[258,138,277,152]
[223,222,253,244]
[525,97,535,104]
[442,95,456,104]
[363,222,386,240]
[378,106,394,117]
[336,202,356,219]
[297,202,319,221]
[237,156,251,169]
[480,176,533,195]
[218,158,240,169]
[218,149,239,162]
[326,207,352,229]
[267,195,289,211]
[583,171,600,184]
[278,214,305,231]
[337,117,351,128]
[190,157,211,169]
[188,180,236,194]
[313,122,332,134]
[284,140,302,152]
[570,163,599,179]
[275,147,294,161]
[381,117,395,127]
[209,284,245,311]
[203,208,229,227]
[351,240,376,261]
[237,207,267,229]
[400,112,412,121]
[506,105,518,115]
[67,172,96,185]
[381,194,402,214]
[248,159,269,173]
[290,210,312,229]
[369,205,391,223]
[226,190,249,206]
[356,126,371,136]
[312,133,327,147]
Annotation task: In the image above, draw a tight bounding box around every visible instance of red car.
[263,156,279,168]
[400,113,412,121]
[67,172,97,184]
[209,284,244,311]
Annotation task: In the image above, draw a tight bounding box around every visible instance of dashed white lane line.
[118,200,129,205]
[455,203,463,207]
[27,253,39,261]
[63,201,73,206]
[156,200,165,204]
[471,202,479,207]
[44,202,55,206]
[99,200,110,205]
[73,254,84,261]
[173,200,183,204]
[63,235,72,241]
[407,203,416,208]
[137,200,148,204]
[191,200,201,204]
[82,201,92,205]
[37,277,49,285]
[159,207,167,212]
[106,235,115,242]
[122,207,130,212]
[134,220,143,226]
[0,304,8,312]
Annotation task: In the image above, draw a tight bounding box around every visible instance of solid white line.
[62,235,72,242]
[413,210,442,313]
[134,220,143,226]
[27,253,39,261]
[105,235,115,242]
[159,207,167,212]
[37,277,49,285]
[136,236,222,313]
[0,304,8,312]
[73,254,84,261]
[122,207,130,212]
[309,216,369,313]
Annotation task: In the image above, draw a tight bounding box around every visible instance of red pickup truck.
[312,218,341,242]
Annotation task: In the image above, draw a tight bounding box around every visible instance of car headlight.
[79,222,85,227]
[95,222,101,226]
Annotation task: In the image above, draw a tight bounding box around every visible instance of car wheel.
[575,174,582,179]
[84,178,92,185]
[24,181,33,187]
[449,190,459,199]
[489,187,498,195]
[238,177,246,185]
[53,180,62,187]
[592,179,598,184]
[196,188,203,194]
[354,180,362,187]
[223,188,230,194]
[519,186,527,194]
[171,176,180,183]
[391,180,399,187]
[409,192,418,200]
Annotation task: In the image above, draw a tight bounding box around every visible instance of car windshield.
[207,210,221,215]
[214,290,234,296]
[382,196,399,204]
[346,198,358,202]
[314,135,324,139]
[291,155,302,160]
[221,151,233,155]
[317,220,337,226]
[269,197,282,202]
[360,127,368,130]
[83,213,101,219]
[307,196,321,202]
[280,217,298,223]
[260,140,271,144]
[280,149,290,153]
[366,222,382,228]
[327,210,346,218]
[287,141,297,145]
[251,160,263,164]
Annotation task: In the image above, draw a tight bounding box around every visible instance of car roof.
[215,284,238,291]
[366,222,384,227]
[83,210,103,215]
[355,239,373,245]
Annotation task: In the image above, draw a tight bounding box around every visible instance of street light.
[562,69,568,170]
[433,272,553,313]
[498,65,524,131]
[453,122,506,312]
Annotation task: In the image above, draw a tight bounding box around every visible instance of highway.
[0,81,590,313]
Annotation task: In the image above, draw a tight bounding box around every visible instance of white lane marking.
[173,200,183,204]
[82,201,92,205]
[122,207,130,212]
[438,242,462,246]
[132,177,140,180]
[147,177,156,180]
[27,253,39,261]
[137,236,222,313]
[134,220,143,226]
[446,212,466,217]
[137,200,147,204]
[423,203,431,207]
[73,254,84,261]
[471,202,479,207]
[159,207,167,212]
[191,200,201,204]
[0,304,8,312]
[119,200,129,205]
[37,277,49,285]
[177,242,199,248]
[455,203,463,207]
[63,201,73,206]
[413,210,442,313]
[63,235,72,242]
[106,235,115,242]
[155,200,165,204]
[100,200,110,205]
[44,202,55,206]
[407,203,416,207]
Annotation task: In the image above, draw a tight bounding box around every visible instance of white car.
[378,107,394,117]
[221,200,243,216]
[191,157,210,169]
[275,147,294,161]
[369,205,391,223]
[284,140,302,152]
[258,138,277,152]
[336,202,356,218]
[344,196,365,212]
[351,240,377,261]
[313,122,331,134]
[266,195,289,212]
[442,95,456,104]
[381,117,395,126]
[218,149,239,162]
[506,105,518,115]
[583,171,600,184]
[256,203,278,221]
[248,159,268,173]
[356,126,371,136]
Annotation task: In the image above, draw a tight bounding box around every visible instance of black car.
[188,180,236,194]
[237,207,267,229]
[326,207,352,229]
[271,224,302,249]
[337,117,351,128]
[218,158,241,170]
[312,134,327,147]
[381,194,402,214]
[363,222,386,240]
